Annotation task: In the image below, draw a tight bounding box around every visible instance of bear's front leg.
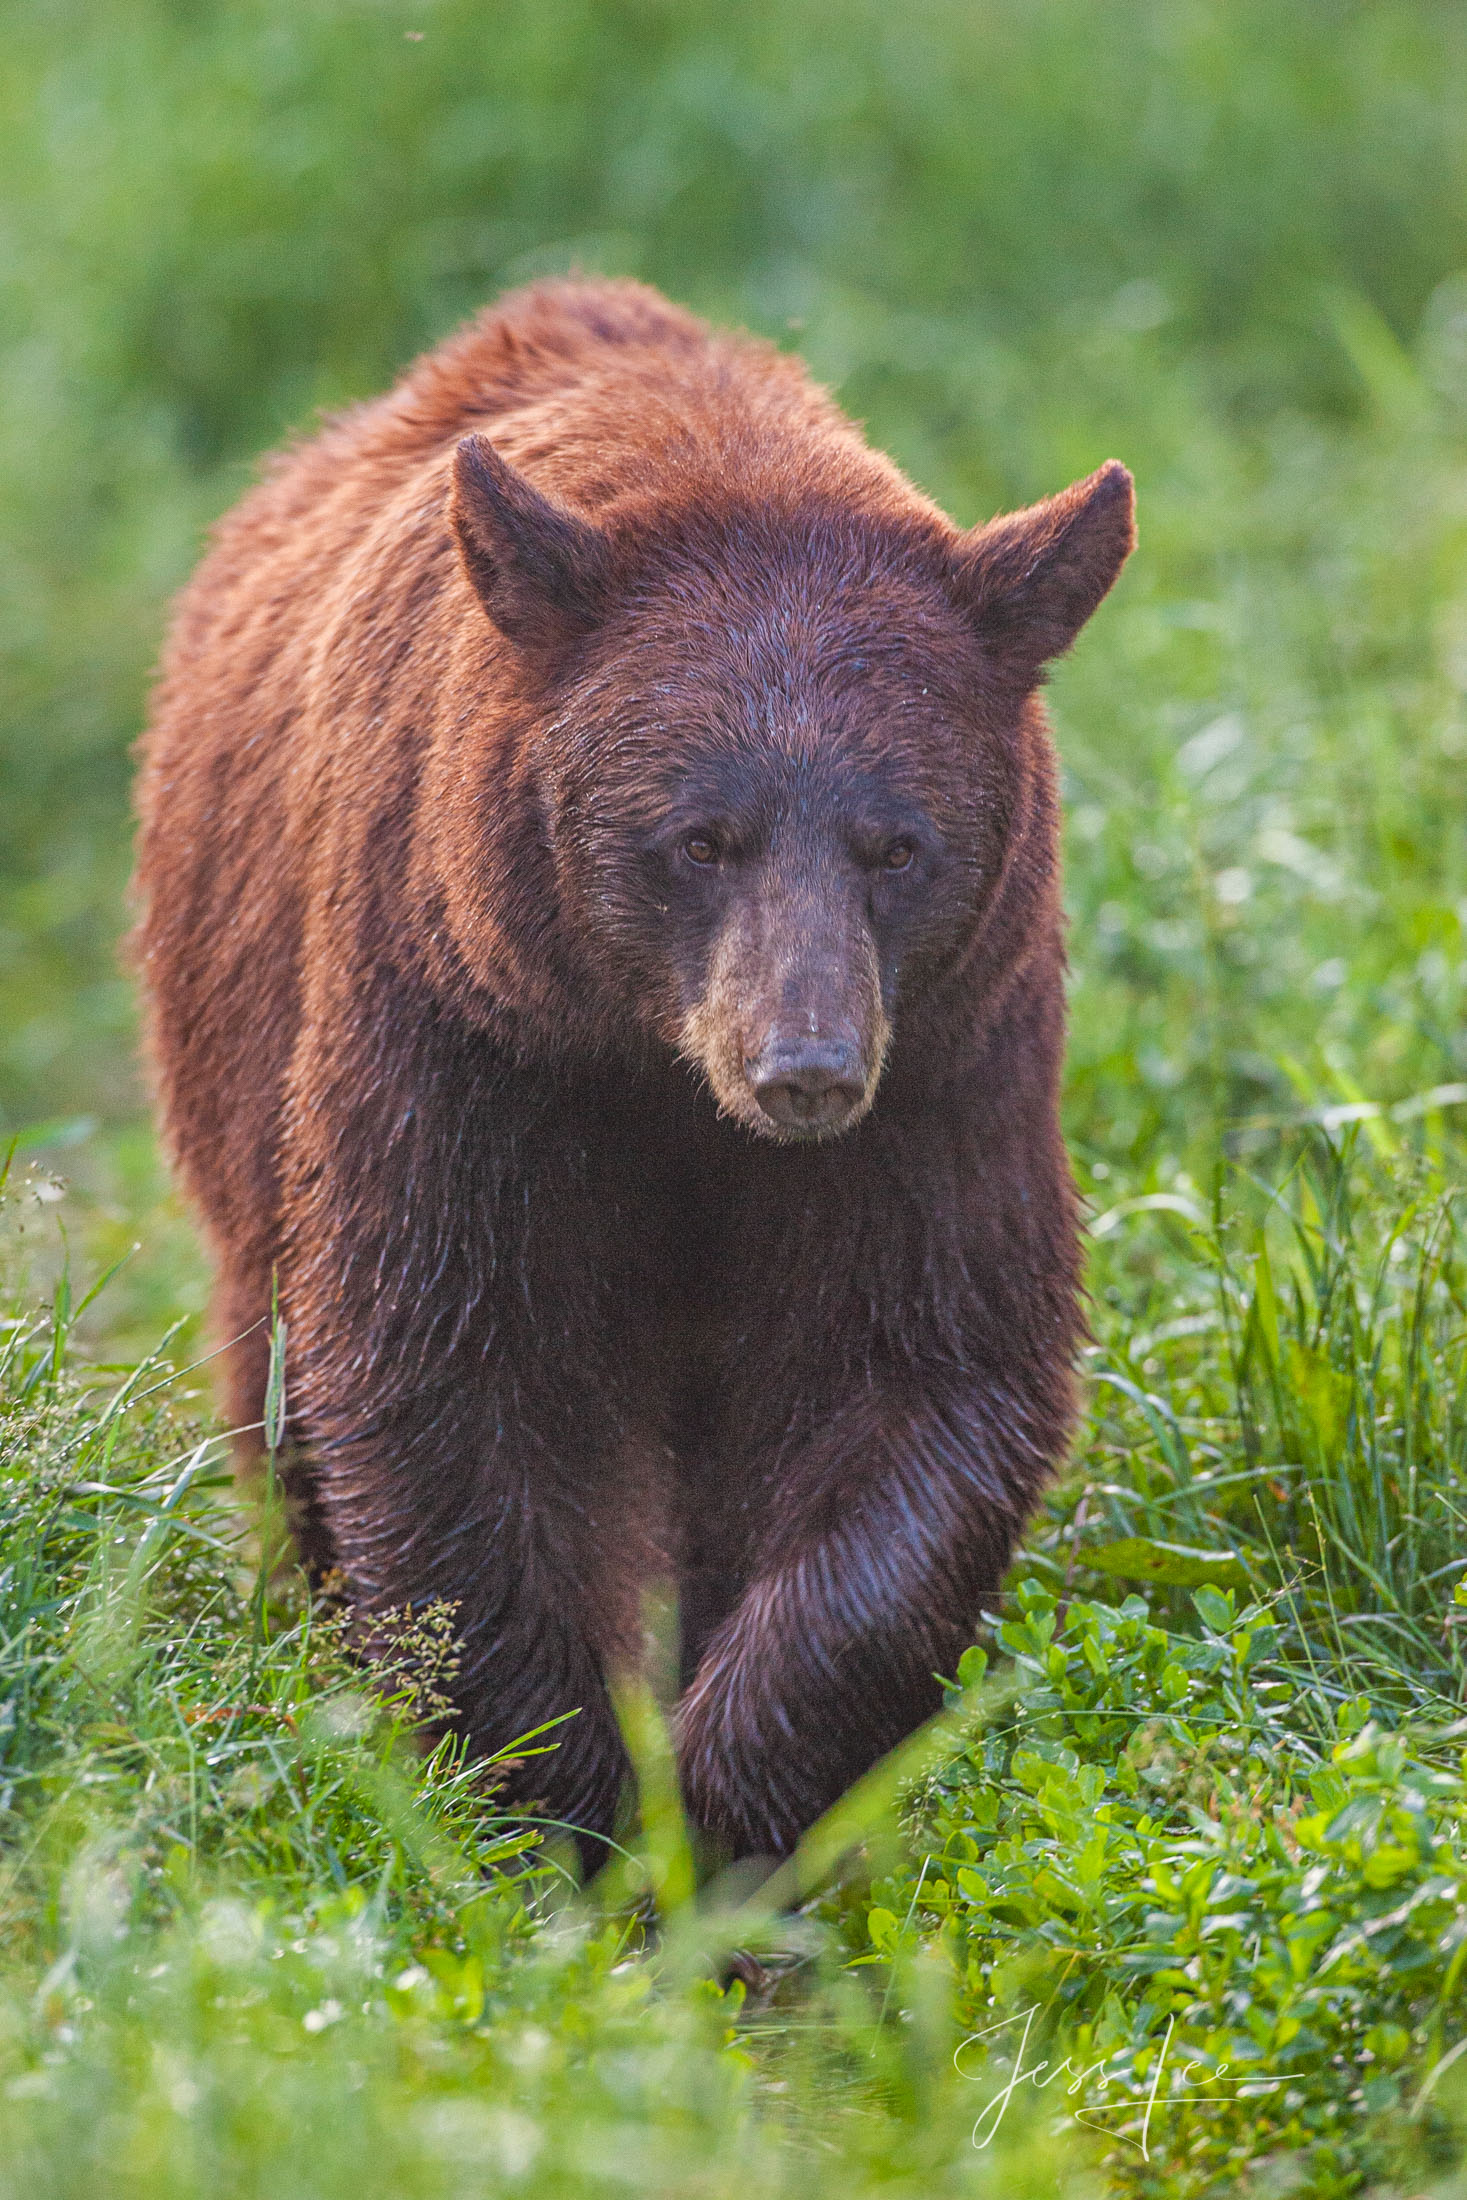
[675,1379,1049,1857]
[277,1006,666,1860]
[301,1374,645,1851]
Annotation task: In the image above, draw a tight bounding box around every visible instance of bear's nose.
[747,1037,867,1133]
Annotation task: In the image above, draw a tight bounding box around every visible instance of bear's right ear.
[449,433,614,651]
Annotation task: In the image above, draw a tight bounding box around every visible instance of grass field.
[5,2,1467,2192]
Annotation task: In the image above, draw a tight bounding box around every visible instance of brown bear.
[133,278,1133,1862]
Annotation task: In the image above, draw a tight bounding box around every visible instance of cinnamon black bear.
[133,278,1133,1859]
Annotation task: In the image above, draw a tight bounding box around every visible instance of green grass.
[7,1129,1467,2197]
[5,0,1467,2191]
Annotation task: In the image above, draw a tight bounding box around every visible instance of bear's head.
[450,433,1133,1140]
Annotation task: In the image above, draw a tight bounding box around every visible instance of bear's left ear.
[949,461,1135,680]
[450,432,614,652]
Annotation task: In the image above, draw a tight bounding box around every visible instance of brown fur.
[133,278,1133,1861]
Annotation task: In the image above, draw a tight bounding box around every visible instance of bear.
[133,277,1133,1863]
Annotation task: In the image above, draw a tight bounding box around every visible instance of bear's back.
[151,277,889,685]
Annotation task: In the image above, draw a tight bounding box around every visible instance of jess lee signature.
[959,2007,1301,2159]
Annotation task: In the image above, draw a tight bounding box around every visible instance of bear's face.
[448,438,1134,1137]
[542,552,1017,1143]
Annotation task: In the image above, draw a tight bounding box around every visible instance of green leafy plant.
[865,1580,1467,2196]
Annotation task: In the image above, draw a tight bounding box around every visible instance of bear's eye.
[682,833,719,867]
[881,839,915,873]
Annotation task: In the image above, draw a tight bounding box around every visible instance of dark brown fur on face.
[133,279,1133,1862]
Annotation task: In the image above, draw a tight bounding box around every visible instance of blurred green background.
[4,0,1467,1346]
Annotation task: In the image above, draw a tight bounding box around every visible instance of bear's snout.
[679,891,891,1142]
[744,1030,868,1134]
